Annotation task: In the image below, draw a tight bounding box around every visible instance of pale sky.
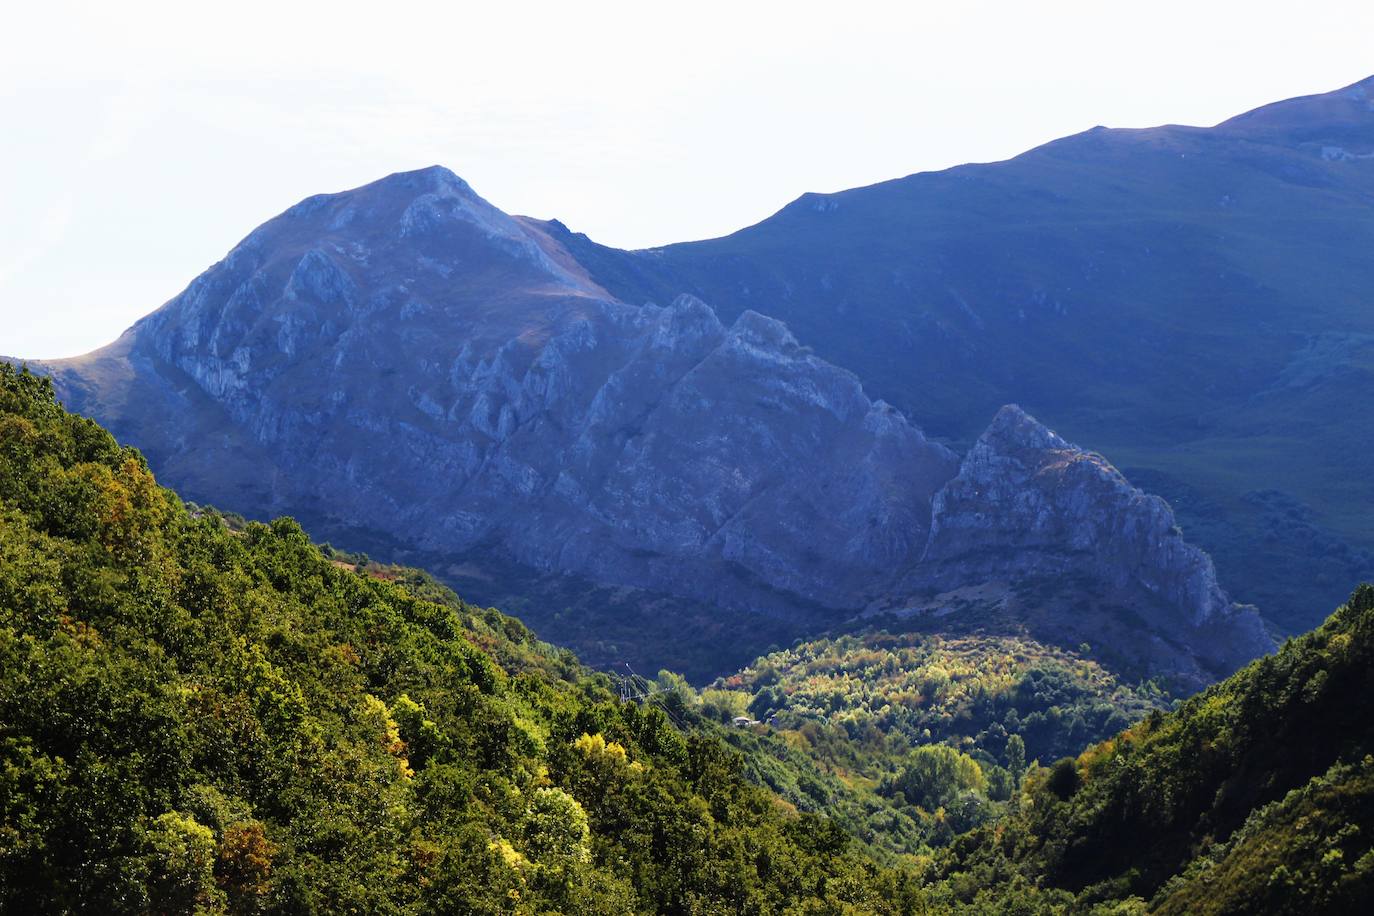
[3,0,1372,359]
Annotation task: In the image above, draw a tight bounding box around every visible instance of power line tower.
[610,662,689,731]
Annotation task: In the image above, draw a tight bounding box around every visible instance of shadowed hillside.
[554,75,1374,637]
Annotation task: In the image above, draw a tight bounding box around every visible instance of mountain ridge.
[28,74,1373,679]
[17,160,1270,685]
[546,74,1374,637]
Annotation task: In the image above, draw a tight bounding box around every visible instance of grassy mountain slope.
[0,365,922,913]
[552,75,1374,637]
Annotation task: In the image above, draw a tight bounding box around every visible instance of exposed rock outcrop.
[546,75,1374,640]
[25,166,1275,680]
[914,405,1273,674]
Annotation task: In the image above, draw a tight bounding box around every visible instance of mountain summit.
[26,164,1269,683]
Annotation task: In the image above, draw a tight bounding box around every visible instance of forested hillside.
[714,631,1166,765]
[932,586,1374,912]
[670,631,1161,864]
[0,364,921,913]
[5,360,1373,914]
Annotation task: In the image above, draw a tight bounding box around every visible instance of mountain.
[21,167,1267,684]
[552,75,1374,637]
[893,404,1273,680]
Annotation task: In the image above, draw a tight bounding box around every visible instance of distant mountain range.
[23,76,1374,681]
[555,74,1374,636]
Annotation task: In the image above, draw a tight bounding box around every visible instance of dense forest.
[932,585,1374,912]
[3,360,1373,913]
[714,631,1165,767]
[700,631,1166,857]
[0,365,920,913]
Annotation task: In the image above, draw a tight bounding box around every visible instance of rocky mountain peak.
[382,163,474,194]
[112,166,619,416]
[915,404,1273,679]
[977,403,1071,454]
[648,294,726,351]
[728,309,800,352]
[31,170,1278,684]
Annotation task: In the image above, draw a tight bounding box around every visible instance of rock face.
[37,167,959,616]
[28,166,1273,680]
[916,405,1273,673]
[549,75,1374,639]
[923,405,1228,620]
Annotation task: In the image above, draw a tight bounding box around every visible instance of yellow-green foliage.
[696,630,1162,863]
[0,365,926,914]
[715,631,1161,769]
[573,731,629,765]
[887,745,988,811]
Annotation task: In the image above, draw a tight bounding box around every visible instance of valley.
[4,363,1373,912]
[4,71,1374,914]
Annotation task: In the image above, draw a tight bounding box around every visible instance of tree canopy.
[0,364,923,913]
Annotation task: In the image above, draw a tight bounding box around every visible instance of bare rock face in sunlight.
[916,404,1273,676]
[29,165,1273,682]
[36,166,962,617]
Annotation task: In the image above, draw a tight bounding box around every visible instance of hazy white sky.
[3,0,1372,358]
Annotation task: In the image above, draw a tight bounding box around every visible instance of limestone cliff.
[25,166,1274,680]
[914,405,1273,676]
